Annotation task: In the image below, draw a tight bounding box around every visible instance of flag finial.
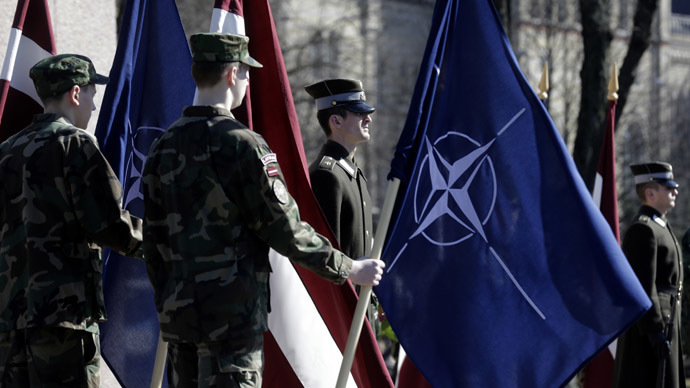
[538,62,549,100]
[608,63,619,101]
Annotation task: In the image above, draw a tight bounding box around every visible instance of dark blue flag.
[94,0,195,386]
[377,0,651,387]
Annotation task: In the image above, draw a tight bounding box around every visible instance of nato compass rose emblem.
[388,107,545,320]
[123,123,166,213]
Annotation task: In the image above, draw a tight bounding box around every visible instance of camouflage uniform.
[0,55,143,387]
[143,105,353,387]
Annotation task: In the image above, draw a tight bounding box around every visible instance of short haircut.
[38,82,92,106]
[636,181,659,202]
[316,106,350,137]
[191,61,237,88]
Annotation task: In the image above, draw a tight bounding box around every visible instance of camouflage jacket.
[142,106,352,343]
[0,113,143,333]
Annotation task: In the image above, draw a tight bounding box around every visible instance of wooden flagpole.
[336,178,401,388]
[150,333,167,388]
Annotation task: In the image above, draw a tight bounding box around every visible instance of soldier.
[305,79,374,261]
[305,79,380,334]
[0,54,144,387]
[142,33,385,388]
[613,161,685,388]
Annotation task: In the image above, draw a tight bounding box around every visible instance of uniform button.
[340,270,348,278]
[366,231,370,236]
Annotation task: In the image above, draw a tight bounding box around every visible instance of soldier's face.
[650,185,678,213]
[339,111,372,146]
[74,84,96,129]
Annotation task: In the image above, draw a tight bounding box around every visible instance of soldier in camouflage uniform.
[0,54,144,387]
[142,33,385,388]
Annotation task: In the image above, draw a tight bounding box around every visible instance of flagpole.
[150,333,167,388]
[537,62,549,101]
[336,178,401,388]
[608,62,619,101]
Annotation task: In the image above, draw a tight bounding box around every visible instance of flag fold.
[94,0,195,386]
[377,0,650,387]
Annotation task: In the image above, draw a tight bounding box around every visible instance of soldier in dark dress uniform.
[305,79,379,334]
[613,161,685,388]
[305,79,374,260]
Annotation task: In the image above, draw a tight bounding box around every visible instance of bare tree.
[573,0,612,189]
[615,0,660,122]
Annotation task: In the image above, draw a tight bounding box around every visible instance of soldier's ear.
[67,85,81,107]
[226,65,237,87]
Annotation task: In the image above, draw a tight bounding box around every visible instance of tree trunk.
[573,0,612,189]
[615,0,659,123]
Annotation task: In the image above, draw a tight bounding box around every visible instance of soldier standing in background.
[305,79,374,262]
[613,161,685,388]
[305,79,380,335]
[0,54,144,387]
[142,33,384,388]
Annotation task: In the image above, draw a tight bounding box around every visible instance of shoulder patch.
[318,156,336,170]
[261,153,277,166]
[272,180,289,204]
[637,215,650,223]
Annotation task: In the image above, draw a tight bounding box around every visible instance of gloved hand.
[648,331,671,360]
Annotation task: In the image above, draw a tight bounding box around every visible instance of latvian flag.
[0,0,56,143]
[210,1,393,387]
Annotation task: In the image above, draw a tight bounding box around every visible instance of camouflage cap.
[29,54,109,99]
[189,33,263,68]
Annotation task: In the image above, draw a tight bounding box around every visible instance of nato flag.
[377,0,651,387]
[94,0,195,386]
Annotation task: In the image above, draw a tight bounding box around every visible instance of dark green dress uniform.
[613,205,685,388]
[309,140,373,259]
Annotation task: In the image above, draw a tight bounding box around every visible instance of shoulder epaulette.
[318,156,336,170]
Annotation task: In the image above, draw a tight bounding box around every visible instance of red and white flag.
[584,98,620,388]
[210,1,393,387]
[0,0,56,143]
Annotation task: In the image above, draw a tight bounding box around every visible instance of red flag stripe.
[0,0,56,142]
[12,0,55,50]
[213,0,243,16]
[212,2,393,386]
[583,99,619,388]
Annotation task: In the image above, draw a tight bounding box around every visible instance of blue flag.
[377,0,651,387]
[94,0,195,386]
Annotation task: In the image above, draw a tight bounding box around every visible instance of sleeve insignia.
[267,166,279,177]
[261,153,277,166]
[272,180,289,204]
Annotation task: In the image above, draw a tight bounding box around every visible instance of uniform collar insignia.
[652,215,666,228]
[337,158,356,177]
